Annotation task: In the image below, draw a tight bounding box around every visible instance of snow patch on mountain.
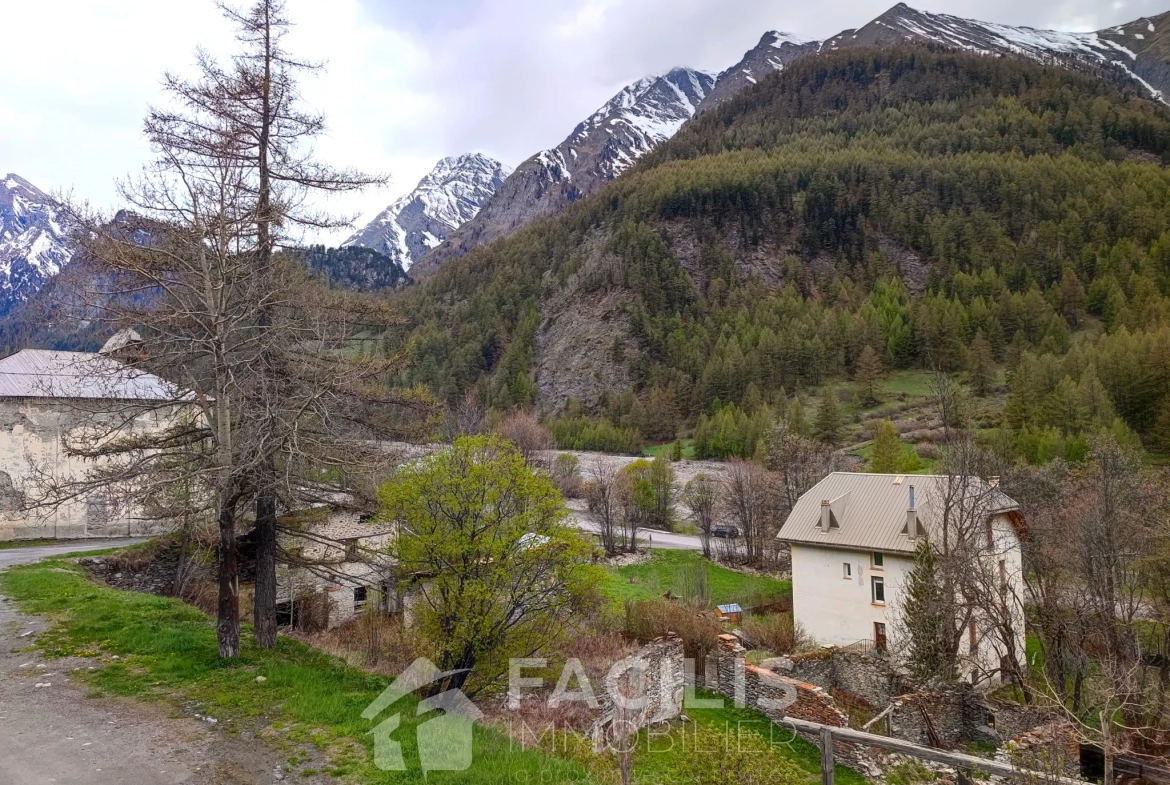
[0,173,74,312]
[346,153,511,271]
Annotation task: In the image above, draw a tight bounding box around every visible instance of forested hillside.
[390,46,1170,460]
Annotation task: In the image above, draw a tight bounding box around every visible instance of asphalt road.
[571,517,704,550]
[0,538,148,570]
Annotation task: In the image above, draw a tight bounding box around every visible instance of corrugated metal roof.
[716,603,743,614]
[776,472,1018,554]
[0,349,178,401]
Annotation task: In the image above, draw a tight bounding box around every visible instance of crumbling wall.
[709,634,882,772]
[592,635,685,742]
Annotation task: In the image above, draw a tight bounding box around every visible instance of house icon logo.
[362,658,484,773]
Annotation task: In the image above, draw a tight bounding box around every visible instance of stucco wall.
[0,398,176,541]
[791,542,912,649]
[791,511,1026,686]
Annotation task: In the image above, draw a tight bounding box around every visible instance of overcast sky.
[1,0,1161,243]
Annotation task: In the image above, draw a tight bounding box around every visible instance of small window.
[969,621,979,654]
[871,576,885,604]
[353,586,368,610]
[874,622,887,651]
[843,562,852,579]
[872,551,884,568]
[986,521,995,547]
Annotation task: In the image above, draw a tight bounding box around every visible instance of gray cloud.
[359,0,1168,168]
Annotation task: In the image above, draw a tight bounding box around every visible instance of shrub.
[623,599,723,673]
[552,453,583,498]
[740,612,808,655]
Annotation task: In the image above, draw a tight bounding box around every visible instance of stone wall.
[592,635,685,742]
[709,634,883,773]
[788,648,907,709]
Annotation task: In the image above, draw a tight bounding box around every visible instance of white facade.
[780,473,1027,687]
[790,542,912,650]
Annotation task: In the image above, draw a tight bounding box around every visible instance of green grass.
[604,550,790,607]
[880,370,935,398]
[0,538,77,550]
[631,688,866,785]
[0,557,594,784]
[642,439,695,460]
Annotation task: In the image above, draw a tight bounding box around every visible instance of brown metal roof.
[776,472,1018,554]
[0,349,178,401]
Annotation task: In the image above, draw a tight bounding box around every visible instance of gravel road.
[0,539,327,784]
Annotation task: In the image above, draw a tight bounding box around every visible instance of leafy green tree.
[382,435,600,694]
[621,455,675,530]
[968,329,995,397]
[814,387,842,446]
[900,538,956,683]
[870,420,903,473]
[855,344,883,406]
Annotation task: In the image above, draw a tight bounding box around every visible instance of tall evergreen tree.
[900,538,956,683]
[870,420,903,473]
[814,387,842,446]
[855,344,883,406]
[968,329,995,397]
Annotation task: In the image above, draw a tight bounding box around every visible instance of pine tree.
[814,387,842,446]
[870,420,903,473]
[855,344,883,406]
[901,538,955,683]
[968,329,995,397]
[1153,397,1170,455]
[787,396,810,437]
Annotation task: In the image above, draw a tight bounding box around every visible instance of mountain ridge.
[409,3,1170,281]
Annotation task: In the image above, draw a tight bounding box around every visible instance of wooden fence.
[779,716,1088,785]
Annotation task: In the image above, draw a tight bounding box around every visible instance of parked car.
[711,525,740,539]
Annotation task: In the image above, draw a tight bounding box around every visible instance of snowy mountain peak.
[346,153,511,271]
[565,67,716,180]
[0,173,73,313]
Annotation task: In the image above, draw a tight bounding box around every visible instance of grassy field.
[632,688,867,785]
[604,550,790,607]
[642,439,695,460]
[0,557,593,784]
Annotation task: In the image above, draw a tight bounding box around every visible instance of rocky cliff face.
[0,174,73,315]
[345,153,511,271]
[410,68,715,279]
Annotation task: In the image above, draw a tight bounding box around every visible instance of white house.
[0,335,181,541]
[777,472,1026,686]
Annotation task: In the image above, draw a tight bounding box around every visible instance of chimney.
[904,484,918,538]
[989,476,1000,488]
[820,500,831,531]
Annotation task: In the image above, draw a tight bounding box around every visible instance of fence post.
[820,726,835,785]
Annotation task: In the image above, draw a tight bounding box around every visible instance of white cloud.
[1,0,1163,245]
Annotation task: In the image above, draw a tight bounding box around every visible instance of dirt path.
[0,542,328,785]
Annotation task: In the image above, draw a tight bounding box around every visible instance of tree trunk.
[217,498,241,659]
[253,484,278,649]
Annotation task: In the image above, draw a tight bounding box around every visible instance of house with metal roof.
[777,472,1025,686]
[0,344,182,540]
